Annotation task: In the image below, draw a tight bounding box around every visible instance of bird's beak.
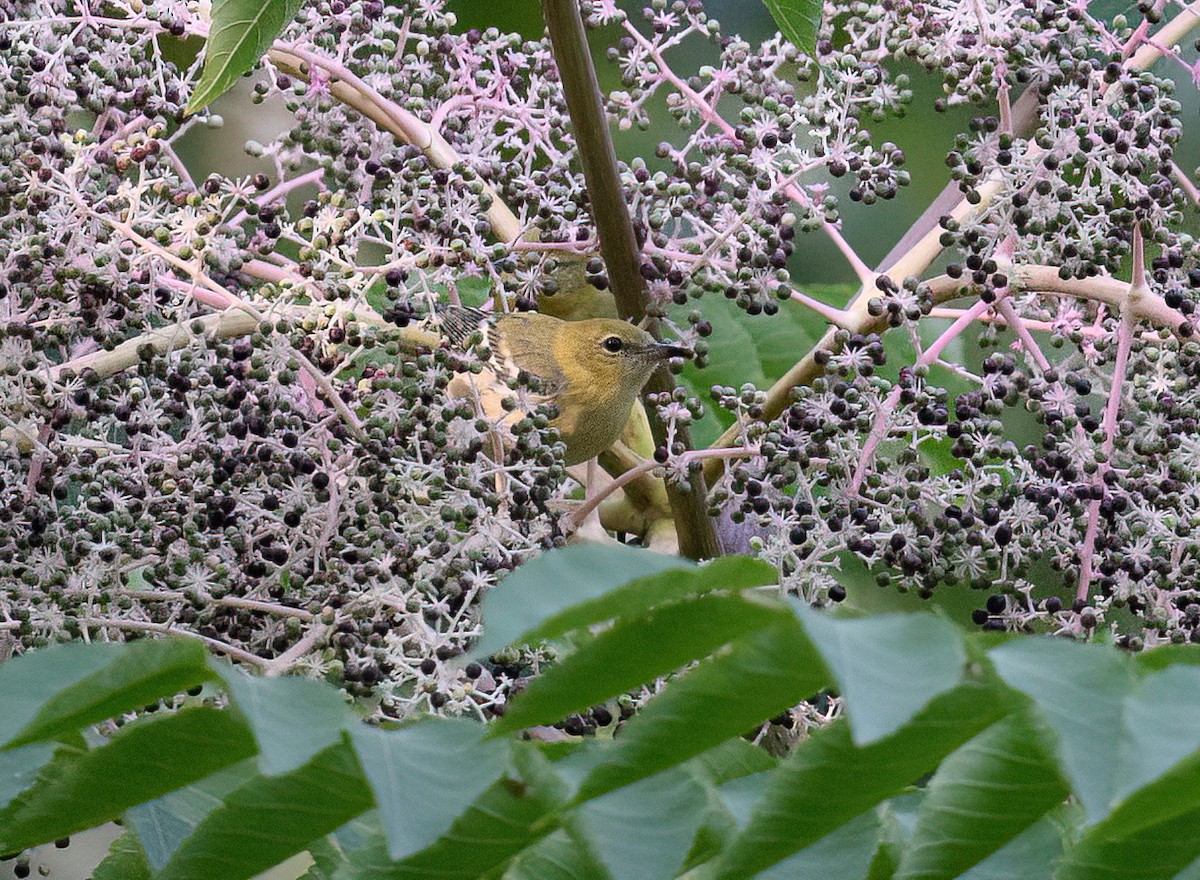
[644,342,693,360]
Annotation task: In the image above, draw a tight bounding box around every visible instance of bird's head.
[556,318,692,397]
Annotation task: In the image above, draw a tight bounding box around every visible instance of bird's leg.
[556,458,609,541]
[584,456,607,530]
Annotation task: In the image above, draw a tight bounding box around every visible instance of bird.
[437,307,691,465]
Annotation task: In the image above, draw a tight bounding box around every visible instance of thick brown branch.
[541,0,719,559]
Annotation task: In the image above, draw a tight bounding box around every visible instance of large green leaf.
[503,830,610,880]
[989,639,1134,824]
[186,0,304,114]
[715,681,1005,880]
[569,768,710,880]
[154,740,374,880]
[1098,665,1200,836]
[0,742,56,811]
[1133,645,1200,673]
[796,606,967,745]
[717,772,774,831]
[992,641,1200,834]
[335,746,567,879]
[869,794,924,880]
[761,0,822,62]
[216,664,352,775]
[1175,855,1200,880]
[93,831,154,880]
[1056,805,1200,880]
[679,290,835,447]
[127,760,259,871]
[474,544,694,656]
[895,712,1069,880]
[757,808,884,880]
[576,620,827,801]
[494,592,794,735]
[1,639,212,749]
[350,719,509,860]
[693,738,777,787]
[0,642,120,746]
[303,833,359,880]
[957,811,1071,880]
[0,707,256,855]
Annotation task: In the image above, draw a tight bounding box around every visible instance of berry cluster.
[0,0,1199,725]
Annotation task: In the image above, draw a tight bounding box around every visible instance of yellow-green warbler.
[439,308,691,465]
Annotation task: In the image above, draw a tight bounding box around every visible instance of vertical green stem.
[541,0,720,559]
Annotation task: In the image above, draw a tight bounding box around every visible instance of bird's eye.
[602,336,624,353]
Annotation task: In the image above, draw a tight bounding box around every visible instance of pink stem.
[928,307,1104,338]
[993,298,1052,372]
[789,289,851,326]
[566,446,753,530]
[155,272,239,310]
[277,44,432,147]
[1076,229,1143,602]
[228,168,325,227]
[848,296,997,496]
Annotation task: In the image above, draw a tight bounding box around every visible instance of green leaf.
[477,549,775,658]
[989,639,1134,824]
[676,290,837,446]
[756,809,884,880]
[336,745,567,879]
[796,607,967,745]
[350,718,509,860]
[692,738,777,787]
[994,641,1200,841]
[502,830,610,880]
[494,592,794,735]
[155,739,374,880]
[0,742,56,811]
[1175,854,1200,880]
[681,782,743,875]
[760,0,822,58]
[715,681,1005,880]
[127,760,258,871]
[747,294,833,382]
[956,810,1071,880]
[717,773,774,831]
[576,620,828,801]
[895,712,1069,880]
[0,642,120,746]
[1133,644,1200,674]
[569,768,710,880]
[0,639,212,749]
[185,0,304,114]
[216,664,352,775]
[870,795,924,880]
[1056,805,1200,880]
[0,707,256,855]
[93,831,153,880]
[474,544,693,655]
[1085,665,1200,840]
[302,837,350,880]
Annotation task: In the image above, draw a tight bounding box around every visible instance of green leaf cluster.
[3,544,1200,879]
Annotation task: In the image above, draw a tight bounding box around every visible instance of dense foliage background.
[2,0,1200,874]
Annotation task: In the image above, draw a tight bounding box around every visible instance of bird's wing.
[432,304,491,350]
[432,306,566,400]
[490,313,568,398]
